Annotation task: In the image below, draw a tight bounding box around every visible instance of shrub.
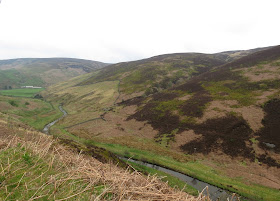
[8,100,18,107]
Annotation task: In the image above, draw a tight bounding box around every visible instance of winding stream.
[42,105,67,134]
[122,158,239,201]
[42,105,240,200]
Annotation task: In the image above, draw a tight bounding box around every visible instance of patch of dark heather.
[180,115,255,159]
[257,98,280,153]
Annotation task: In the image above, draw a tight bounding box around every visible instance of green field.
[0,88,44,98]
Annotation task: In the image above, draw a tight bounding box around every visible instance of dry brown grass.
[43,80,119,128]
[0,119,210,201]
[234,61,280,82]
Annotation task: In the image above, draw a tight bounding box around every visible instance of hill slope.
[0,112,200,200]
[42,46,280,200]
[79,47,269,101]
[41,51,245,136]
[126,45,280,156]
[0,58,109,89]
[118,46,280,195]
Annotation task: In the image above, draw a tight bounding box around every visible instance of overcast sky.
[0,0,280,63]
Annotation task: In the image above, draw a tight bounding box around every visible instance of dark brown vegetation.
[119,96,144,106]
[127,101,181,135]
[180,115,253,158]
[257,98,280,153]
[180,91,212,117]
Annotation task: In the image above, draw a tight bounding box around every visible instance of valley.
[0,93,61,130]
[1,46,280,200]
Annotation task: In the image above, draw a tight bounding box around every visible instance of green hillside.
[79,48,269,101]
[0,58,109,89]
[0,95,61,130]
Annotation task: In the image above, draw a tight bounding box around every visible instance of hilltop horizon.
[0,45,276,64]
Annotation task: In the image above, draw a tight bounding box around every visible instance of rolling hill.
[42,50,255,135]
[125,45,280,157]
[79,47,270,101]
[0,58,109,89]
[40,46,280,200]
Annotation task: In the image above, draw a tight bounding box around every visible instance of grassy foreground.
[0,118,201,200]
[0,145,95,200]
